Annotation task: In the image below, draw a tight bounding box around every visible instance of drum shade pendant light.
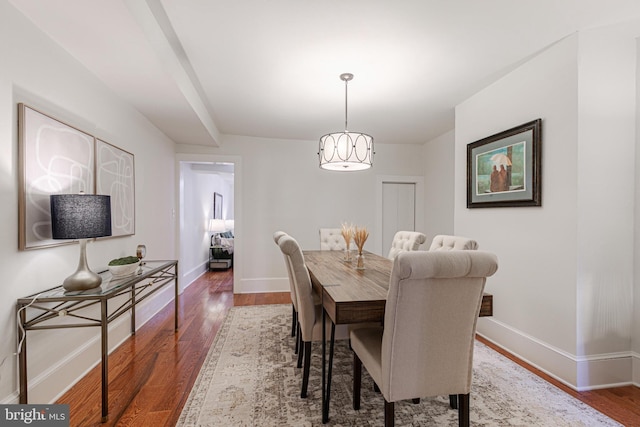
[318,73,374,171]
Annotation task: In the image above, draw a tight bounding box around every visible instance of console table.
[16,260,179,423]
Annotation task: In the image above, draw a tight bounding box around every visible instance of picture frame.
[96,139,135,237]
[18,103,95,249]
[18,102,137,249]
[467,119,542,208]
[214,192,223,219]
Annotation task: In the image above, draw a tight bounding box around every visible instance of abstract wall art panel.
[96,139,135,237]
[18,103,95,249]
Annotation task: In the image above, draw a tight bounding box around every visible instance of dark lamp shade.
[50,194,112,239]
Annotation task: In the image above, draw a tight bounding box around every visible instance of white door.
[382,182,416,256]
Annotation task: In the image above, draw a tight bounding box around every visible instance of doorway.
[176,154,240,292]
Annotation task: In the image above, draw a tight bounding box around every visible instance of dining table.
[303,249,493,424]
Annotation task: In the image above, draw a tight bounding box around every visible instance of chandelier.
[318,73,374,171]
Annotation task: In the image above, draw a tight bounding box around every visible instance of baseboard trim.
[633,351,640,386]
[235,277,289,294]
[477,318,635,391]
[180,262,208,292]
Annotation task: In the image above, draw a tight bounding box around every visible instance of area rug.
[177,305,621,426]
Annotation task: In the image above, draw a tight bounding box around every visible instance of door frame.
[175,153,241,293]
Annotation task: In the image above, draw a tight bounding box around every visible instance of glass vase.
[344,243,352,262]
[356,253,365,270]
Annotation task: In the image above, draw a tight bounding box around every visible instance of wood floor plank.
[56,269,637,426]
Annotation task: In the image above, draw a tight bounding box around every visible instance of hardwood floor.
[57,269,640,426]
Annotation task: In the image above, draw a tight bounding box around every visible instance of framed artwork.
[96,139,135,237]
[467,119,542,208]
[214,192,223,219]
[18,103,95,249]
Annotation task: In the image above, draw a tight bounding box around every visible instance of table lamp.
[50,194,112,291]
[208,219,226,246]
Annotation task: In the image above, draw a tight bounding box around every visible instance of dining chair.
[278,234,349,398]
[319,228,347,251]
[427,233,479,409]
[387,231,426,260]
[350,250,498,427]
[428,234,479,251]
[273,231,299,351]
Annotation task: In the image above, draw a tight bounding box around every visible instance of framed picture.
[18,103,95,249]
[467,119,542,208]
[214,192,223,219]
[96,139,135,237]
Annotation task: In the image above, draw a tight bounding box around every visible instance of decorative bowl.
[108,258,141,278]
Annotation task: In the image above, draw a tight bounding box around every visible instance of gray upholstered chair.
[428,234,479,251]
[278,234,349,398]
[319,228,347,251]
[387,231,426,259]
[350,250,498,427]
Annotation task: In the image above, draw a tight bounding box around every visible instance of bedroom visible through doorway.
[178,160,235,290]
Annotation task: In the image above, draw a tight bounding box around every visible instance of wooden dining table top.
[303,249,493,325]
[304,250,392,324]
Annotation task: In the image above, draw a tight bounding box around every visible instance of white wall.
[575,22,638,389]
[423,130,455,242]
[0,1,176,404]
[457,34,580,386]
[456,24,640,389]
[635,38,640,386]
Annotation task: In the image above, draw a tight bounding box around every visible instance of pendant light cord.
[344,78,349,132]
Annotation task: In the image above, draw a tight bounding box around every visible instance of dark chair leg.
[353,353,362,410]
[296,324,303,367]
[412,398,420,404]
[294,321,300,355]
[449,394,458,409]
[458,393,470,427]
[291,305,296,337]
[384,399,394,427]
[301,341,312,398]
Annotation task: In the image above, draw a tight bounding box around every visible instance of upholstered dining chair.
[319,228,347,251]
[273,231,302,362]
[387,231,426,260]
[350,250,498,427]
[428,233,480,409]
[273,231,300,352]
[428,234,479,251]
[278,234,349,398]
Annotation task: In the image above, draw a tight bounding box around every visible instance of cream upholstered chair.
[350,250,498,427]
[429,234,479,251]
[319,228,347,251]
[278,234,349,398]
[273,231,299,346]
[387,231,426,260]
[428,233,479,409]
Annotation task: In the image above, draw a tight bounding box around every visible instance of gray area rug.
[177,305,620,426]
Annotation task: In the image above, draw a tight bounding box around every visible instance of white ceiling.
[8,0,640,146]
